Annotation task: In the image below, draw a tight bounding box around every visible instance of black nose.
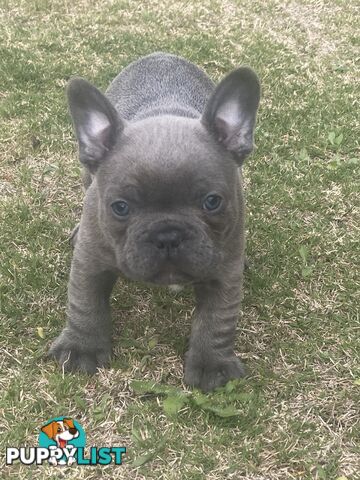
[151,228,184,250]
[69,428,77,435]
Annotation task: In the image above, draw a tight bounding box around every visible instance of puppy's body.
[50,53,260,392]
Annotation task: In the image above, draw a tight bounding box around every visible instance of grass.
[0,0,359,478]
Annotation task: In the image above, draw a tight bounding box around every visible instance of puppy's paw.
[184,352,246,392]
[48,331,111,374]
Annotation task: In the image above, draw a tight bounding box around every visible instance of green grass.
[0,0,359,478]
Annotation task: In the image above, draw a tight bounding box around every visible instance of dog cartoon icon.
[40,418,79,465]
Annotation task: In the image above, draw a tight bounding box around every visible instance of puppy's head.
[41,418,78,444]
[67,67,260,284]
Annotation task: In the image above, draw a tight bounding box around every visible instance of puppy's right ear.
[67,78,124,172]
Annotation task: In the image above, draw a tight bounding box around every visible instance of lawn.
[0,0,359,478]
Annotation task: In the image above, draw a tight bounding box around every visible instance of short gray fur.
[49,52,260,392]
[106,52,215,120]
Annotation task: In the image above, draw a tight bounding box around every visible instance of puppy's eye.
[203,194,222,212]
[111,200,129,217]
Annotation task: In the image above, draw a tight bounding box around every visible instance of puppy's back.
[106,52,215,121]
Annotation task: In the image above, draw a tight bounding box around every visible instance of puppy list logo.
[6,416,126,466]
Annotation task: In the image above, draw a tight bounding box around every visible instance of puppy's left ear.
[202,67,260,165]
[63,418,75,429]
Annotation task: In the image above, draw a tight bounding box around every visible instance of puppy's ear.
[202,67,260,165]
[63,418,75,429]
[41,421,57,439]
[67,78,124,172]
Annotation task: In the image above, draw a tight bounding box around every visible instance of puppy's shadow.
[111,257,251,359]
[112,281,194,358]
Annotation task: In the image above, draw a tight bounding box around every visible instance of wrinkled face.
[95,117,241,285]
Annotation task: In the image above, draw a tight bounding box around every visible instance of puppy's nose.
[69,428,77,435]
[151,228,183,250]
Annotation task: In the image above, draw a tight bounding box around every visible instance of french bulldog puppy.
[49,52,260,392]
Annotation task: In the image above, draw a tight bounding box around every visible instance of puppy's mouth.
[59,438,67,448]
[148,263,193,285]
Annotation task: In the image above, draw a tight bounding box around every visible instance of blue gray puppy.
[49,52,260,392]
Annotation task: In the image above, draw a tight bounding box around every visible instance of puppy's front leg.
[49,251,118,374]
[184,268,246,392]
